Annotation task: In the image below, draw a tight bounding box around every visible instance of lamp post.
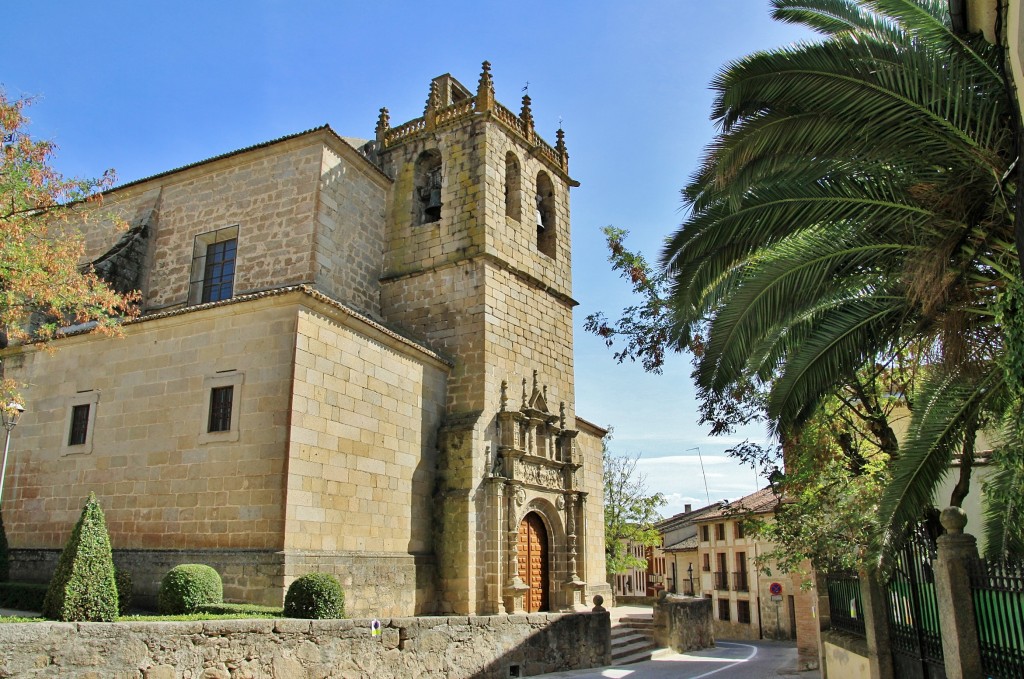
[687,562,694,597]
[0,402,25,507]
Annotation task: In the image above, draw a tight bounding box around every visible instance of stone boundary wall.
[652,595,714,653]
[0,611,611,679]
[820,630,870,679]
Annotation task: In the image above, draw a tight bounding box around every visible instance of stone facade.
[0,611,611,678]
[0,64,610,616]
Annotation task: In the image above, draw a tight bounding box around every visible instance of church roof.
[105,124,389,195]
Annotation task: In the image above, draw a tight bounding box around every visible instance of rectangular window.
[189,225,239,304]
[208,386,233,432]
[68,404,90,446]
[737,599,751,624]
[201,238,236,302]
[702,553,711,571]
[718,598,731,621]
[735,522,745,539]
[716,523,726,541]
[701,525,709,542]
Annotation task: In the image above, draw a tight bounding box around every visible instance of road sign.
[769,582,783,595]
[771,594,783,602]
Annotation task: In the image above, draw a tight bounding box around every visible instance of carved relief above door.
[517,512,549,613]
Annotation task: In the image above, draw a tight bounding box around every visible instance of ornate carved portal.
[494,371,587,611]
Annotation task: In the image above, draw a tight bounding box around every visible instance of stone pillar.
[934,506,983,679]
[859,567,895,679]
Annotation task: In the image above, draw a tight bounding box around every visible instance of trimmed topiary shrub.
[195,602,283,616]
[158,564,223,615]
[0,510,9,582]
[283,572,345,619]
[41,492,118,622]
[114,566,133,615]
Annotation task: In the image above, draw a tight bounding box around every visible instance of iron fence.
[969,558,1024,679]
[825,571,865,638]
[885,523,945,679]
[732,571,749,592]
[714,571,729,591]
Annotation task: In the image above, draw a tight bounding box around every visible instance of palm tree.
[661,0,1019,548]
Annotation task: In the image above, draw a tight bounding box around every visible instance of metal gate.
[886,524,946,679]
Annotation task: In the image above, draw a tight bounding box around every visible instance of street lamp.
[0,402,25,507]
[687,562,694,597]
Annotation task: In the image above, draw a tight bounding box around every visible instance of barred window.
[738,599,751,624]
[718,598,731,621]
[208,386,233,433]
[68,404,90,446]
[189,225,239,304]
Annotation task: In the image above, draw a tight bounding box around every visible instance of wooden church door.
[517,512,549,612]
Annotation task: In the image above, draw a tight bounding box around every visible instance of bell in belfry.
[424,168,442,221]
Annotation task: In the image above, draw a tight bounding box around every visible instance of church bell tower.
[370,63,600,615]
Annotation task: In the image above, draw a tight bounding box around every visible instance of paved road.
[532,640,821,679]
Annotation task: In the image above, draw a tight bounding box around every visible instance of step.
[611,636,658,665]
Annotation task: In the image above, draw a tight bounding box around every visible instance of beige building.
[684,487,819,667]
[0,64,610,617]
[657,501,723,597]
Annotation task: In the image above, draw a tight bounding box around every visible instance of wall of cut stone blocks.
[1,297,297,554]
[285,305,448,555]
[313,143,390,317]
[575,424,611,599]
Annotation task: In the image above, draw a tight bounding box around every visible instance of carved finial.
[376,107,390,134]
[560,401,566,429]
[522,378,528,409]
[477,61,495,112]
[532,369,539,395]
[520,94,534,134]
[555,127,569,168]
[375,107,391,144]
[940,506,968,534]
[425,80,440,113]
[500,379,508,412]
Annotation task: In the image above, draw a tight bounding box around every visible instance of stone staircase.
[610,612,660,665]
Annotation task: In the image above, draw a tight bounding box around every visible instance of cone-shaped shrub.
[158,564,222,614]
[283,572,345,619]
[41,492,118,621]
[0,510,10,582]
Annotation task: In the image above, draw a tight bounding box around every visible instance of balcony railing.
[714,571,729,591]
[733,571,749,592]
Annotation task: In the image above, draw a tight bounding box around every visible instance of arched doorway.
[517,512,549,612]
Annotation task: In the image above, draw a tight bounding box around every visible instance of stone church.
[0,64,611,617]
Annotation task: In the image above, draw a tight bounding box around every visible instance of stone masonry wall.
[653,594,714,652]
[1,297,296,553]
[313,144,390,317]
[0,612,611,679]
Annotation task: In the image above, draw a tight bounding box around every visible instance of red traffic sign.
[769,582,783,595]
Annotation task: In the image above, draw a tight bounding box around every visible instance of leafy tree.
[589,0,1022,556]
[603,433,666,578]
[0,91,138,404]
[42,492,118,622]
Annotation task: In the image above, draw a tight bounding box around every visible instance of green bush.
[195,602,283,616]
[283,572,344,619]
[0,582,47,611]
[158,564,223,615]
[41,492,118,622]
[0,511,9,582]
[114,566,133,615]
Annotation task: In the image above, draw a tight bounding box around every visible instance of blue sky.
[4,1,813,518]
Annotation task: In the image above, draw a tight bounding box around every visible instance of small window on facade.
[735,521,745,539]
[62,391,99,455]
[535,171,556,258]
[414,150,443,224]
[68,404,90,446]
[737,599,751,624]
[189,225,239,304]
[716,523,726,541]
[702,554,711,571]
[701,525,709,542]
[208,386,233,433]
[505,152,522,220]
[718,598,731,621]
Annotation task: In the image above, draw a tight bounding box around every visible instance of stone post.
[859,567,895,679]
[934,506,983,679]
